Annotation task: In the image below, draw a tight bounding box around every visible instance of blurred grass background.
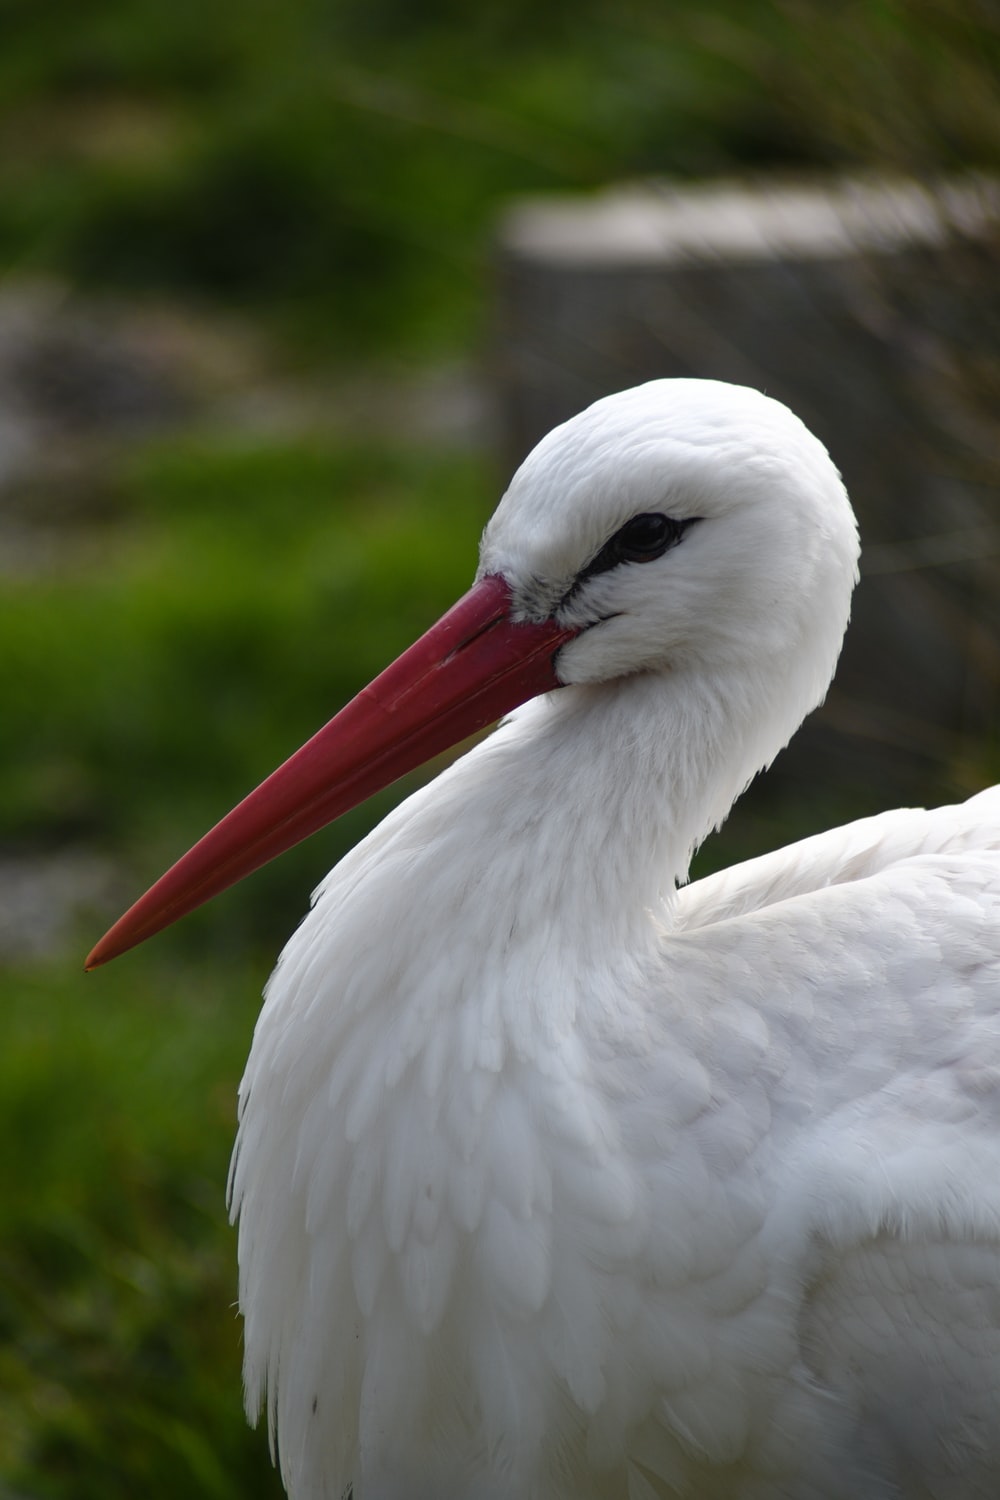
[1,0,998,1494]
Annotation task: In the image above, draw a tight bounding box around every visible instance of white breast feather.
[230,779,1000,1500]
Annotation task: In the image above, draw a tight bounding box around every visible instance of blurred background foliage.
[2,0,997,354]
[1,0,998,1495]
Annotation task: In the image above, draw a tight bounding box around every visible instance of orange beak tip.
[88,575,578,966]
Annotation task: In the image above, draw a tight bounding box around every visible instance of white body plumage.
[226,381,1000,1499]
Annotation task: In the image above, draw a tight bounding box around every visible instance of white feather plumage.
[228,380,1000,1499]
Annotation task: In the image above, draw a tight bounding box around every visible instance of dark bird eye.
[583,512,695,580]
[615,513,678,562]
[559,511,699,610]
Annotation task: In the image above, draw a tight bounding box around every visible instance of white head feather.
[479,379,859,849]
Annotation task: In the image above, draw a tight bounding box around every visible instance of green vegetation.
[2,431,499,1494]
[0,956,283,1499]
[2,0,998,1494]
[1,0,996,358]
[1,436,491,942]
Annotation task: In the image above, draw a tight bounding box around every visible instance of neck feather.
[282,664,801,1053]
[377,667,780,963]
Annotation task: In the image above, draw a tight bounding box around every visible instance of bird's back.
[676,784,1000,930]
[636,786,1000,1497]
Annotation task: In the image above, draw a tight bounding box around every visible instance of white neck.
[477,673,767,919]
[396,670,775,957]
[300,664,798,1051]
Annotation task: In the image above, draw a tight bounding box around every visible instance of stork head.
[87,379,858,968]
[483,379,858,711]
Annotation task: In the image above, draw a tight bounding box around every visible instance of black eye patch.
[578,512,698,585]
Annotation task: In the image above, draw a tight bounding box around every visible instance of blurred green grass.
[0,430,492,1495]
[0,0,783,355]
[2,0,994,360]
[0,952,285,1499]
[1,434,490,940]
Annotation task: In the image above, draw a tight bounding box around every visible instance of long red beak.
[86,574,577,968]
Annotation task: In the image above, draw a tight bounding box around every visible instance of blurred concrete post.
[493,177,1000,812]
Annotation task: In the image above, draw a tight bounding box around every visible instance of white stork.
[89,379,1000,1500]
